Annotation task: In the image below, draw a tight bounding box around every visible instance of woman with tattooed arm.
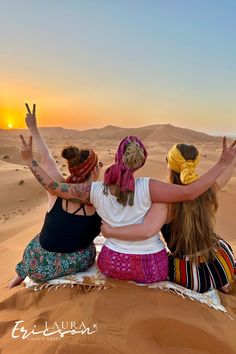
[9,104,102,288]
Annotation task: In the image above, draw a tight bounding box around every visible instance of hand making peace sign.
[20,134,33,162]
[25,103,37,130]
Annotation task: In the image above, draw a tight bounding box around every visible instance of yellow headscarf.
[167,145,200,184]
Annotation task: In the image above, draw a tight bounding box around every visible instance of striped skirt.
[169,239,236,293]
[97,245,168,283]
[16,234,96,283]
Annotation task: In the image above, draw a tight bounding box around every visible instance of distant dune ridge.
[0,123,236,354]
[0,123,223,143]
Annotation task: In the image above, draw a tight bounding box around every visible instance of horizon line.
[1,124,235,138]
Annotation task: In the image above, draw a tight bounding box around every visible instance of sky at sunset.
[0,0,235,134]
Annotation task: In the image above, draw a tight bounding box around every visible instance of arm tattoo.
[68,183,91,199]
[32,159,39,167]
[28,160,47,188]
[27,159,91,201]
[60,183,70,192]
[48,181,60,190]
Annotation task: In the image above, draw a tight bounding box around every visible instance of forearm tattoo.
[28,159,91,201]
[28,160,47,188]
[48,181,60,190]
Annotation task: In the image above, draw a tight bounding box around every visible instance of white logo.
[12,320,98,340]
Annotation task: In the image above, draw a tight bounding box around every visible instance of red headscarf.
[66,149,98,183]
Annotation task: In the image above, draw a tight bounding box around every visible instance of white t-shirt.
[90,177,165,254]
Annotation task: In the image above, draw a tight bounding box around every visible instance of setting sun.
[7,123,13,129]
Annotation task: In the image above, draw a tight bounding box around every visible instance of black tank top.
[39,198,101,253]
[161,223,173,251]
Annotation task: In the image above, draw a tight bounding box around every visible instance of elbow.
[143,227,157,239]
[47,188,56,196]
[46,185,58,196]
[185,189,198,201]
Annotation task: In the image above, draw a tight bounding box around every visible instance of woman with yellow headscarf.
[101,143,236,293]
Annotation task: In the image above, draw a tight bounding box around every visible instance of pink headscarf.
[104,136,148,197]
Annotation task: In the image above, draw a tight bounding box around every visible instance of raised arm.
[25,103,64,183]
[215,155,236,191]
[20,135,91,203]
[149,137,236,203]
[101,203,168,241]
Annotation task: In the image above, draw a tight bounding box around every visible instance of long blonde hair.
[168,144,220,263]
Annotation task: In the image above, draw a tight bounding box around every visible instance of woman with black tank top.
[9,104,102,288]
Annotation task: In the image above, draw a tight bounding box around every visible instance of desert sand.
[0,124,236,354]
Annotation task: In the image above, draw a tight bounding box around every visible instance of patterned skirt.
[169,239,236,292]
[16,234,96,283]
[97,245,168,283]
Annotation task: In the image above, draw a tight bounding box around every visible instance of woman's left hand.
[101,220,113,238]
[20,135,34,162]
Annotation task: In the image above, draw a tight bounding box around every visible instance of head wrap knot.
[66,149,98,183]
[167,145,200,185]
[103,136,148,205]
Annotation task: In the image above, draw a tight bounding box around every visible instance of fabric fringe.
[32,281,114,293]
[147,281,233,320]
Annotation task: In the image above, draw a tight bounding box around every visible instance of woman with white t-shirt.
[91,176,168,282]
[90,137,168,282]
[20,133,236,283]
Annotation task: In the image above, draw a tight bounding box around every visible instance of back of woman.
[161,143,236,293]
[9,105,102,288]
[91,136,168,283]
[91,177,164,254]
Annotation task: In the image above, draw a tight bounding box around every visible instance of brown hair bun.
[62,146,90,167]
[62,146,80,167]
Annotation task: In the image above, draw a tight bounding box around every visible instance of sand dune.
[0,146,23,165]
[0,160,47,242]
[64,123,223,143]
[0,124,236,354]
[1,123,223,144]
[145,124,222,143]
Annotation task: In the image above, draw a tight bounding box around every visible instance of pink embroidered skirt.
[97,245,168,283]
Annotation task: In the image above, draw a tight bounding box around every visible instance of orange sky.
[1,2,235,135]
[1,79,235,135]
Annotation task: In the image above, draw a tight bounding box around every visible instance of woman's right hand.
[101,221,114,238]
[218,137,236,167]
[25,103,37,130]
